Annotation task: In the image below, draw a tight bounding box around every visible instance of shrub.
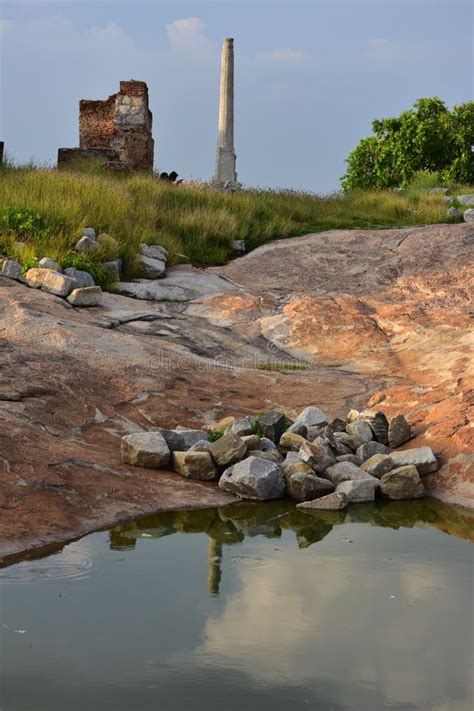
[342,98,474,190]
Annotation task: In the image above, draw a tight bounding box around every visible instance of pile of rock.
[430,191,474,222]
[120,407,439,511]
[1,257,102,307]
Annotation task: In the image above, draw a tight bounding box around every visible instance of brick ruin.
[58,80,154,171]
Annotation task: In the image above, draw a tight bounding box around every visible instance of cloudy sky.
[0,0,472,192]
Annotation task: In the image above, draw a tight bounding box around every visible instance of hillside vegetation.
[0,165,469,286]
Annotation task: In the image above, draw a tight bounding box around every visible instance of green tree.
[341,98,474,189]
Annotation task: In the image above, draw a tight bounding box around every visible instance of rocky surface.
[0,223,472,562]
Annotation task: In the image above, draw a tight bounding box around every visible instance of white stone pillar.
[214,38,237,184]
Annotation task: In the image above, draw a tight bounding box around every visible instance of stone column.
[213,38,237,184]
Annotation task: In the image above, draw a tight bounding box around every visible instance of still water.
[1,500,473,711]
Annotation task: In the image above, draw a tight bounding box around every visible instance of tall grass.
[0,164,469,286]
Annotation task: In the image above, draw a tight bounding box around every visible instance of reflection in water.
[1,498,472,711]
[109,499,474,595]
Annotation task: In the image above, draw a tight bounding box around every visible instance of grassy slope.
[0,166,469,286]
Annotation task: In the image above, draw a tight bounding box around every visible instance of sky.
[0,0,472,192]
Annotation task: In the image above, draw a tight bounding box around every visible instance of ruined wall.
[58,80,154,172]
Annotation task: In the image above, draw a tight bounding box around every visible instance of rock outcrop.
[0,223,472,561]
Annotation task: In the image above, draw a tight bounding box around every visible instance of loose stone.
[345,420,373,447]
[137,254,166,279]
[41,271,79,297]
[1,260,22,280]
[295,406,328,428]
[240,434,261,450]
[67,286,102,306]
[247,449,283,463]
[188,439,210,452]
[172,451,217,480]
[103,259,122,279]
[230,416,254,437]
[279,432,308,453]
[25,267,50,289]
[64,267,95,288]
[151,428,185,452]
[140,243,169,262]
[463,208,474,222]
[121,432,170,468]
[389,447,439,475]
[299,440,336,473]
[219,456,286,500]
[336,478,377,503]
[75,235,99,253]
[281,452,314,478]
[361,454,396,478]
[359,409,389,444]
[297,491,347,511]
[38,257,61,271]
[286,421,308,437]
[287,472,335,502]
[379,465,425,499]
[80,227,97,239]
[256,411,288,442]
[325,461,378,485]
[356,441,390,461]
[336,454,363,466]
[175,428,209,449]
[209,432,247,467]
[388,414,412,448]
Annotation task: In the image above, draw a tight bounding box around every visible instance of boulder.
[41,270,79,297]
[67,286,102,307]
[287,472,335,502]
[298,440,336,473]
[328,417,347,433]
[345,420,373,447]
[359,409,389,445]
[175,427,209,449]
[389,447,439,475]
[281,451,314,478]
[172,451,217,480]
[240,434,261,450]
[121,432,170,468]
[325,461,378,485]
[137,254,166,279]
[219,456,286,500]
[80,227,96,239]
[64,267,95,288]
[256,411,288,442]
[140,243,169,262]
[429,187,448,195]
[232,239,246,254]
[1,260,22,280]
[230,416,254,437]
[447,207,462,219]
[209,432,247,467]
[38,257,61,271]
[296,491,347,511]
[361,454,396,479]
[347,409,360,421]
[75,235,98,253]
[457,194,474,206]
[150,427,185,452]
[25,267,50,289]
[189,439,211,452]
[388,414,412,448]
[103,260,122,279]
[356,441,390,461]
[286,421,308,437]
[247,449,283,463]
[336,454,363,466]
[295,406,327,428]
[463,208,474,223]
[336,478,377,503]
[260,437,278,451]
[379,465,425,500]
[279,431,308,453]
